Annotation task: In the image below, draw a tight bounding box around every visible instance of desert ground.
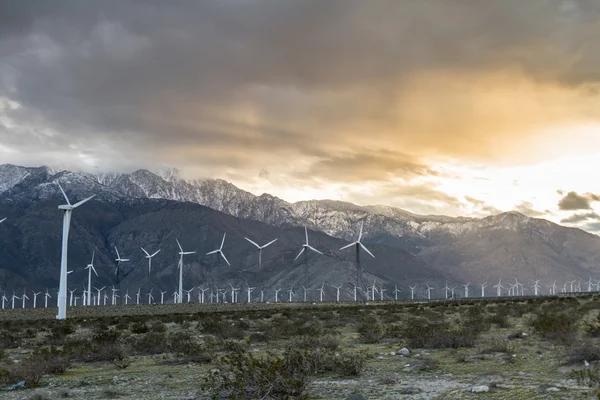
[1,297,600,399]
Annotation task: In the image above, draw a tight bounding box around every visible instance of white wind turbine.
[124,290,131,305]
[301,285,310,302]
[136,288,141,305]
[339,222,374,296]
[287,286,295,302]
[393,284,401,301]
[94,286,105,305]
[493,279,504,297]
[85,252,98,306]
[184,288,194,303]
[334,284,343,302]
[21,289,29,308]
[425,283,434,300]
[244,237,278,270]
[176,239,196,304]
[147,289,154,304]
[159,290,167,305]
[463,282,470,298]
[379,283,387,301]
[480,282,487,297]
[274,288,282,303]
[56,182,95,319]
[532,280,541,296]
[409,285,417,300]
[32,290,41,308]
[1,293,7,309]
[246,286,255,303]
[587,277,594,292]
[443,282,451,299]
[207,233,230,289]
[44,289,52,308]
[295,227,323,292]
[353,284,358,302]
[318,284,325,302]
[200,287,209,304]
[114,246,130,274]
[141,247,161,274]
[10,292,19,309]
[68,288,76,307]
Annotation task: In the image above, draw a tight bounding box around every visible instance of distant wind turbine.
[85,252,98,306]
[245,237,277,270]
[56,182,95,319]
[141,247,161,274]
[207,233,230,289]
[339,221,374,298]
[176,239,196,304]
[295,227,323,293]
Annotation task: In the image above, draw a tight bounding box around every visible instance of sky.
[2,1,600,232]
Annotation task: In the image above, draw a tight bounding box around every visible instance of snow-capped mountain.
[2,163,600,286]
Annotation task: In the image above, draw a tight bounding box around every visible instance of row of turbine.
[1,182,376,319]
[2,277,595,310]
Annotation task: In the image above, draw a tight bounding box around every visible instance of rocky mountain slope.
[2,163,600,289]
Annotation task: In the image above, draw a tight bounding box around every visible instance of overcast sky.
[2,0,600,231]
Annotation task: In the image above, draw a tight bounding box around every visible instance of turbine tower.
[56,182,95,319]
[295,227,323,295]
[339,221,374,299]
[85,252,98,306]
[206,233,230,289]
[141,247,161,273]
[244,237,277,270]
[176,239,196,304]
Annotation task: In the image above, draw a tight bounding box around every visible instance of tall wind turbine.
[85,252,98,306]
[339,222,374,297]
[176,239,196,304]
[207,233,230,288]
[295,227,323,292]
[56,183,95,319]
[244,237,277,270]
[114,246,130,274]
[141,247,161,274]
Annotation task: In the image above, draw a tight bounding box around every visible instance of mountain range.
[1,163,599,299]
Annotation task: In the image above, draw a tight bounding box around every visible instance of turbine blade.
[339,242,356,251]
[294,247,305,260]
[92,265,98,276]
[308,245,322,255]
[151,249,161,257]
[206,250,219,255]
[358,221,364,241]
[176,238,183,252]
[304,226,308,244]
[141,247,150,257]
[220,251,231,266]
[245,237,260,248]
[91,251,95,265]
[114,246,120,259]
[0,217,6,224]
[220,233,226,249]
[72,195,95,208]
[57,182,71,205]
[262,238,278,248]
[183,251,195,255]
[359,242,375,258]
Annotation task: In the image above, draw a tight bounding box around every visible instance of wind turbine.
[244,237,277,270]
[206,234,229,291]
[159,290,167,305]
[176,239,196,304]
[301,286,310,302]
[1,293,7,309]
[56,182,95,319]
[463,282,470,298]
[339,222,374,296]
[141,247,161,274]
[480,282,487,297]
[493,279,503,297]
[287,286,295,302]
[32,290,41,308]
[409,285,417,300]
[68,288,76,307]
[11,292,19,309]
[443,282,451,299]
[393,284,401,301]
[318,284,325,302]
[274,288,282,303]
[21,289,29,308]
[44,289,52,308]
[425,283,434,300]
[85,252,98,306]
[124,290,131,305]
[295,227,323,293]
[334,284,343,302]
[147,289,154,304]
[532,280,541,296]
[136,288,141,305]
[246,286,255,303]
[94,286,105,305]
[114,246,130,274]
[200,287,209,304]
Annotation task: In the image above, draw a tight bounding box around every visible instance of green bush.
[530,312,579,345]
[357,316,384,344]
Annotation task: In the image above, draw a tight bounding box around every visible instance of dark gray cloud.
[558,191,600,210]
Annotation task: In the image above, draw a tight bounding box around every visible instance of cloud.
[561,211,600,224]
[558,191,600,210]
[2,1,600,220]
[514,201,547,217]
